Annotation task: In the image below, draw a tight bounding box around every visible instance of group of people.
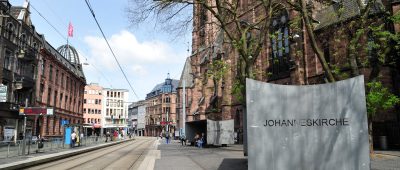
[157,132,206,148]
[193,133,205,148]
[105,129,126,142]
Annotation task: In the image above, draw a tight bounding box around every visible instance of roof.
[146,78,179,99]
[43,42,86,81]
[10,6,23,19]
[178,57,194,88]
[314,0,385,31]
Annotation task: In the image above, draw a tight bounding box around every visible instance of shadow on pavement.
[217,158,247,170]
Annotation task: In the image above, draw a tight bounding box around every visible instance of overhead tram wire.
[29,2,114,89]
[84,0,140,100]
[30,4,67,42]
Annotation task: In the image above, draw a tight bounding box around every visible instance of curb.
[375,153,400,158]
[0,139,134,170]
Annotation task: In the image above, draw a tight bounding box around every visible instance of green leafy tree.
[366,81,400,153]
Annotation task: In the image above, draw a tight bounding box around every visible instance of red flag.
[68,22,73,37]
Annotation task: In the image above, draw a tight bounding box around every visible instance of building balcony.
[0,102,20,118]
[17,47,37,61]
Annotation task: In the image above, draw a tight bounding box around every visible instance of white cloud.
[84,30,184,70]
[130,65,148,76]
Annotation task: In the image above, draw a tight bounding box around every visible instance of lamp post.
[166,111,169,136]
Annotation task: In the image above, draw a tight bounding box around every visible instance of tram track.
[64,139,151,170]
[24,139,151,170]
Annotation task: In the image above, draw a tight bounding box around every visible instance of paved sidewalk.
[154,139,247,170]
[0,139,133,170]
[372,150,400,170]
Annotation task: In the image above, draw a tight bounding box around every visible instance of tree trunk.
[368,118,374,155]
[300,0,335,82]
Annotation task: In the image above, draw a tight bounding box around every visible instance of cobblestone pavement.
[372,154,400,170]
[155,139,247,170]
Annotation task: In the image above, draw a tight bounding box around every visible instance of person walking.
[180,134,186,146]
[71,131,76,148]
[166,132,170,144]
[105,131,110,142]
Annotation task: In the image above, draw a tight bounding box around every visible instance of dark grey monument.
[246,76,369,170]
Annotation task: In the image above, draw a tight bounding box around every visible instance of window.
[39,83,44,101]
[61,73,64,88]
[49,65,53,81]
[95,99,99,104]
[20,33,27,48]
[5,22,14,40]
[4,50,12,70]
[41,60,46,76]
[268,10,290,79]
[55,70,59,84]
[65,96,68,109]
[47,88,52,105]
[60,93,63,108]
[83,108,86,113]
[54,91,57,106]
[84,99,87,104]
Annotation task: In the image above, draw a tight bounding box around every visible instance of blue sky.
[9,0,192,102]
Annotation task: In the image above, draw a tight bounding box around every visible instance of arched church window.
[268,10,290,79]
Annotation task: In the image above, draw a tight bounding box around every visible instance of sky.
[9,0,192,102]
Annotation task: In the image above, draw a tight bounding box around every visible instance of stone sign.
[246,76,369,170]
[207,119,234,145]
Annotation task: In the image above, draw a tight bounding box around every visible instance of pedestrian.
[197,134,204,148]
[71,131,76,148]
[80,132,84,144]
[18,133,23,140]
[180,135,186,146]
[106,131,110,142]
[193,133,200,146]
[166,132,170,144]
[114,130,118,141]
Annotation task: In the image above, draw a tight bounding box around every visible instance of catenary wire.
[29,2,114,89]
[84,0,140,100]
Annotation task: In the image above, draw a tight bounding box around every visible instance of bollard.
[18,141,21,156]
[7,143,10,158]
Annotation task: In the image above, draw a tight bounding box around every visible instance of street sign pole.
[22,98,28,155]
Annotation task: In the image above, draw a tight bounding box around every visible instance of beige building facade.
[83,83,103,136]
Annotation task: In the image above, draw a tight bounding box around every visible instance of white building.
[101,89,129,135]
[128,101,146,136]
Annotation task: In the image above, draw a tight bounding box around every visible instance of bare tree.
[126,0,193,38]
